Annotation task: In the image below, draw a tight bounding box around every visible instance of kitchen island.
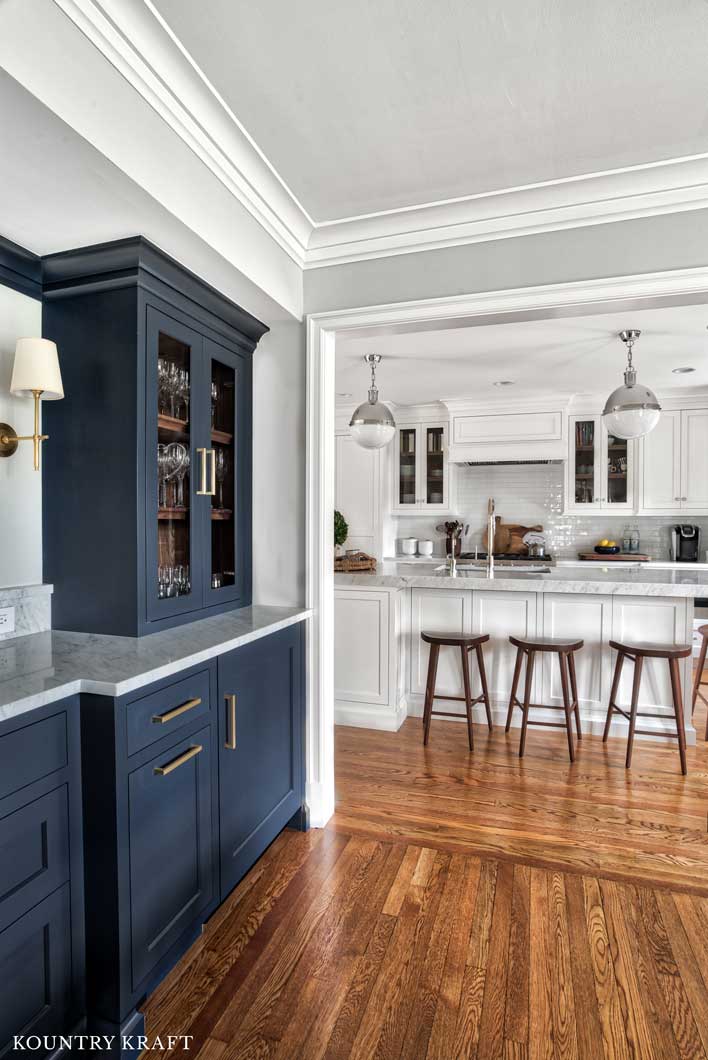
[335,561,708,738]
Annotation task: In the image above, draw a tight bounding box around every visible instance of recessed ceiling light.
[493,380,516,387]
[337,392,353,398]
[672,366,696,374]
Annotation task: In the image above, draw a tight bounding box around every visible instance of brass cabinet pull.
[154,744,202,776]
[151,696,201,725]
[208,448,216,496]
[196,447,209,495]
[225,694,236,749]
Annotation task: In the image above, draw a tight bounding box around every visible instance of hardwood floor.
[142,706,708,1058]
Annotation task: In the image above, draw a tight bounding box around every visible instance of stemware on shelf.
[215,447,227,508]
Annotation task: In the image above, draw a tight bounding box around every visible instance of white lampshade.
[10,338,64,400]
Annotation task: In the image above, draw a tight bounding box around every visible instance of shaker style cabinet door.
[640,410,681,513]
[218,625,304,899]
[680,409,708,511]
[128,727,215,989]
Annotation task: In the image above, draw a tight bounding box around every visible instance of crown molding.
[51,0,708,272]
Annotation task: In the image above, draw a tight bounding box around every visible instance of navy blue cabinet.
[42,237,266,637]
[218,623,305,898]
[0,699,84,1059]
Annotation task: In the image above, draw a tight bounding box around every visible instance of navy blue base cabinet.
[0,699,85,1060]
[42,237,268,637]
[218,623,305,898]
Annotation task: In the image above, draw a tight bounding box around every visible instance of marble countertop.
[334,561,708,596]
[0,605,311,723]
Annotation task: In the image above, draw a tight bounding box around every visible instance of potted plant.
[334,510,348,557]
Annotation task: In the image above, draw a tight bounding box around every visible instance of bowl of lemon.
[594,539,620,555]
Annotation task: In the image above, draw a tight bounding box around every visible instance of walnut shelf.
[158,508,233,521]
[157,414,233,447]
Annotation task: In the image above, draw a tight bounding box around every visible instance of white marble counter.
[335,561,708,596]
[0,605,311,723]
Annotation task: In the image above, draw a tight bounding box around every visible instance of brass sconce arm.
[0,390,48,471]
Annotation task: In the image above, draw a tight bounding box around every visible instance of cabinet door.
[335,434,381,554]
[410,588,472,697]
[422,424,448,509]
[568,416,601,510]
[681,409,708,511]
[602,428,634,511]
[218,625,304,898]
[640,410,681,512]
[335,589,390,705]
[541,594,612,712]
[128,727,214,988]
[201,338,251,608]
[146,307,205,622]
[0,885,71,1058]
[395,426,419,509]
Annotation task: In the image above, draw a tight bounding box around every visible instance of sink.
[433,563,551,574]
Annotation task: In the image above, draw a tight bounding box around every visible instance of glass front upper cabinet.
[393,422,449,512]
[572,417,597,507]
[398,428,417,506]
[206,340,243,605]
[568,414,634,512]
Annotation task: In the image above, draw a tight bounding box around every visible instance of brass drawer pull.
[154,744,202,776]
[196,447,209,495]
[225,694,236,750]
[151,696,202,725]
[208,448,216,496]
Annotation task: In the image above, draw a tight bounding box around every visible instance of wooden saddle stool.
[505,636,584,762]
[420,631,493,750]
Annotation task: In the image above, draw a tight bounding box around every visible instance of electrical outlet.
[0,607,16,635]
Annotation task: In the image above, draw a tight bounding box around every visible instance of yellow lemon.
[608,540,616,547]
[600,539,609,546]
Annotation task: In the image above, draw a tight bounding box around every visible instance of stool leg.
[475,644,493,731]
[692,633,708,715]
[423,643,440,747]
[669,656,688,776]
[518,651,535,758]
[558,652,575,763]
[603,651,624,742]
[626,655,643,769]
[506,647,524,732]
[568,649,582,740]
[460,646,475,752]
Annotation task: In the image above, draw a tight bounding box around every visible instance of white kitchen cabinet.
[335,432,382,554]
[566,414,635,514]
[334,586,406,730]
[471,590,539,705]
[540,593,612,713]
[409,587,472,697]
[639,408,708,514]
[392,422,450,514]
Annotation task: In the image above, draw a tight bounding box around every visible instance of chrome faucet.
[487,498,496,577]
[447,548,457,576]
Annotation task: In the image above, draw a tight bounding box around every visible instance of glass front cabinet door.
[393,422,449,513]
[147,308,250,623]
[568,414,634,513]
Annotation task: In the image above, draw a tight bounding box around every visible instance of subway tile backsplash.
[394,463,708,559]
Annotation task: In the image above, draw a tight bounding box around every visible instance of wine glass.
[211,382,219,427]
[177,368,190,422]
[164,442,187,508]
[215,448,227,508]
[174,450,190,508]
[157,443,169,508]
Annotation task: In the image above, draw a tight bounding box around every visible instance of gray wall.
[304,209,708,314]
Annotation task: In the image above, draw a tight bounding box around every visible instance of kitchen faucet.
[487,498,496,577]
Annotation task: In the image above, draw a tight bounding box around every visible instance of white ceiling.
[152,0,708,222]
[335,303,708,406]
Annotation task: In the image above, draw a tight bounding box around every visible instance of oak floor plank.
[548,872,579,1059]
[529,868,554,1060]
[563,874,605,1060]
[477,859,514,1059]
[451,858,499,1059]
[581,877,631,1060]
[656,891,708,1056]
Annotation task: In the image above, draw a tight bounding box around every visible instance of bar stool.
[421,631,493,750]
[603,640,691,774]
[692,624,708,740]
[505,636,583,761]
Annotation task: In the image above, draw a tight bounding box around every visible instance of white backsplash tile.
[0,584,52,641]
[393,463,707,559]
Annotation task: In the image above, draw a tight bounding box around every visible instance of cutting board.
[578,552,650,562]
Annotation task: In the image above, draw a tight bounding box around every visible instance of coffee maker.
[671,524,701,562]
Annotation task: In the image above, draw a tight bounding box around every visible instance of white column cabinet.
[639,408,708,514]
[392,422,450,514]
[335,432,382,554]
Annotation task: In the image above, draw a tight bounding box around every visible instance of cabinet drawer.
[0,788,70,932]
[0,884,71,1059]
[126,670,211,756]
[0,713,67,802]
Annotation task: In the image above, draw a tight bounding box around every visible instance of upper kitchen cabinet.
[639,407,708,514]
[392,420,450,514]
[42,238,267,636]
[567,414,635,514]
[335,432,382,555]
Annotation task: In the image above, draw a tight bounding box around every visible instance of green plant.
[334,509,348,548]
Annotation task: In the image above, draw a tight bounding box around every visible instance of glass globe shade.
[603,406,661,439]
[349,399,396,450]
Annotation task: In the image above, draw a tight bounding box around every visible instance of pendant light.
[602,329,661,439]
[349,354,396,449]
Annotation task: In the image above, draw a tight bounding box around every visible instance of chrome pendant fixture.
[349,353,396,449]
[602,329,661,439]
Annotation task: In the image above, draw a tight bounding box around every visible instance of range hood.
[444,404,569,464]
[465,459,563,467]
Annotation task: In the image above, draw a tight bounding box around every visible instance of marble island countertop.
[335,561,708,596]
[0,605,311,723]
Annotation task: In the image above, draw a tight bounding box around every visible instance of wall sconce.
[0,338,64,471]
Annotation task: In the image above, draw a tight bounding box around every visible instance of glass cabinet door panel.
[425,427,445,505]
[148,311,201,620]
[573,419,596,505]
[606,432,629,505]
[210,356,236,590]
[398,428,417,505]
